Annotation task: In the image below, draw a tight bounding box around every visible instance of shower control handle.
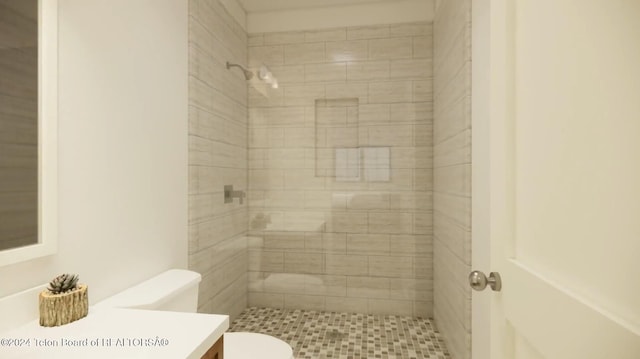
[469,271,502,292]
[224,185,246,204]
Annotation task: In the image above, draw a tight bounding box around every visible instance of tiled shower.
[188,0,471,358]
[246,22,433,317]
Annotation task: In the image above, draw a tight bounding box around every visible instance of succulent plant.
[47,274,79,295]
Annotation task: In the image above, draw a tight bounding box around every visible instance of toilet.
[94,269,293,359]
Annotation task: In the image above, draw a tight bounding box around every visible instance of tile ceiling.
[238,0,408,13]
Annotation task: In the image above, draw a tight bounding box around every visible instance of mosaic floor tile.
[229,307,450,359]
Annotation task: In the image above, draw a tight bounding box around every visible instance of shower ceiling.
[238,0,409,13]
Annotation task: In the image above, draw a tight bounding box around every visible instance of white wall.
[0,0,188,310]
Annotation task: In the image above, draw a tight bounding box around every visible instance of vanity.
[0,307,228,358]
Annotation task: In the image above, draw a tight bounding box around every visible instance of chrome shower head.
[226,61,254,80]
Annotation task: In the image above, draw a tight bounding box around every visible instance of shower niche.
[314,98,390,183]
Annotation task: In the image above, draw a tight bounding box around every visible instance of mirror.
[0,0,57,266]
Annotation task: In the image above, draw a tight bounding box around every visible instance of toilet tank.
[93,269,201,313]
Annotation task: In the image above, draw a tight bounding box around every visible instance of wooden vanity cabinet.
[200,335,223,359]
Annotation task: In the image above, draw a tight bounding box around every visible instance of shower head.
[226,61,254,80]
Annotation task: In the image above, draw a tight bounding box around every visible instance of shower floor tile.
[229,307,450,359]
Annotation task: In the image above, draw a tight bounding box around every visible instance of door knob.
[469,271,502,291]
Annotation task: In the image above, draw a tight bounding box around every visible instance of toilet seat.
[224,332,293,359]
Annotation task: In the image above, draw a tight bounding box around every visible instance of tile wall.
[247,22,434,317]
[0,1,38,251]
[433,0,472,358]
[188,0,249,320]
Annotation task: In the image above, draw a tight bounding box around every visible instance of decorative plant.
[47,274,79,294]
[39,273,88,327]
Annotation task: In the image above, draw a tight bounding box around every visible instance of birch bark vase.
[39,284,89,327]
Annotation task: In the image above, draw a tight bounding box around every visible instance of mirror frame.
[0,0,58,266]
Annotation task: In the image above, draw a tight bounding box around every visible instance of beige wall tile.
[264,31,305,45]
[368,169,414,191]
[369,37,413,60]
[326,211,368,233]
[389,278,433,301]
[206,276,247,320]
[413,301,434,318]
[265,148,306,169]
[248,34,264,46]
[347,60,390,81]
[369,212,413,235]
[304,232,347,254]
[390,22,432,37]
[414,168,434,192]
[347,25,390,40]
[414,211,433,235]
[249,128,268,148]
[390,234,432,255]
[435,60,471,111]
[325,83,368,102]
[283,211,326,232]
[389,147,421,169]
[248,292,284,308]
[325,296,368,313]
[414,123,433,147]
[305,63,347,82]
[389,102,433,123]
[260,190,303,209]
[434,212,471,264]
[369,255,414,278]
[262,272,306,294]
[284,85,326,106]
[249,148,266,167]
[368,124,414,146]
[284,252,325,274]
[326,254,368,276]
[434,1,472,357]
[249,86,284,108]
[369,81,413,103]
[248,45,284,66]
[267,65,305,84]
[434,164,471,197]
[189,5,249,319]
[347,276,390,299]
[283,127,315,148]
[414,80,434,102]
[284,169,326,190]
[434,129,471,167]
[433,95,471,143]
[359,104,390,125]
[305,28,347,42]
[347,234,390,255]
[250,211,284,231]
[347,192,390,210]
[413,36,433,59]
[368,298,413,316]
[325,40,368,62]
[284,294,326,311]
[284,42,326,64]
[433,192,471,230]
[304,191,345,209]
[305,275,347,296]
[249,169,284,190]
[248,250,284,272]
[390,59,432,79]
[251,106,308,127]
[263,231,306,250]
[325,127,359,147]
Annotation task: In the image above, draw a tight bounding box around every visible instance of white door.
[472,1,640,358]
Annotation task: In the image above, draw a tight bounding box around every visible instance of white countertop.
[0,308,229,359]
